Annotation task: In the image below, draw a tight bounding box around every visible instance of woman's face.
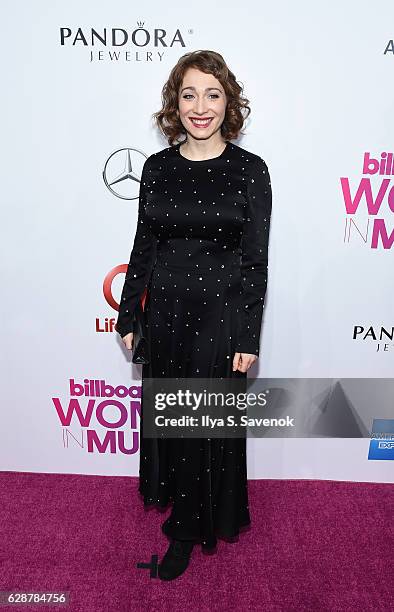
[177,67,227,140]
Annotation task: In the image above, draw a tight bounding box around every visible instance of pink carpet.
[0,471,392,611]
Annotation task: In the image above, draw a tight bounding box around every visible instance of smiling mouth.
[189,117,214,128]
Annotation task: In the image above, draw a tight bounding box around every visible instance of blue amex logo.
[368,419,394,460]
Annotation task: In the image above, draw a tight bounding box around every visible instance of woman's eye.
[182,94,220,100]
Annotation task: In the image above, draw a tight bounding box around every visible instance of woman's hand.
[121,332,134,351]
[232,352,257,373]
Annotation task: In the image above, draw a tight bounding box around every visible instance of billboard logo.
[341,152,394,250]
[52,378,141,455]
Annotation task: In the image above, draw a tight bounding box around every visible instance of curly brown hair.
[152,50,251,146]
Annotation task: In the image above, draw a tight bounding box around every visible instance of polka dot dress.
[116,141,272,549]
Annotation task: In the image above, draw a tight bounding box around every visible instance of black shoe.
[158,538,195,581]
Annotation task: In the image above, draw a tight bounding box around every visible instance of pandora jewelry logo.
[102,147,148,200]
[60,22,190,63]
[353,324,394,353]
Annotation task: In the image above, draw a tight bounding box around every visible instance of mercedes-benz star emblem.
[103,147,148,200]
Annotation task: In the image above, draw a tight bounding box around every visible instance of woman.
[115,50,272,581]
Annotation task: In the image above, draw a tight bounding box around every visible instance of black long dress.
[116,140,272,550]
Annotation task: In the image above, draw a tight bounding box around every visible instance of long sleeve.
[235,155,272,356]
[115,158,158,339]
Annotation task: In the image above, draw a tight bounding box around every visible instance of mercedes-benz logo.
[103,147,148,200]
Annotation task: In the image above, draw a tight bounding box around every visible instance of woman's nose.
[194,97,209,114]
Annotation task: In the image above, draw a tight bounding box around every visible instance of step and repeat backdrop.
[2,1,393,482]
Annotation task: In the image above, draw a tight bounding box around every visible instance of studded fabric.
[116,141,272,548]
